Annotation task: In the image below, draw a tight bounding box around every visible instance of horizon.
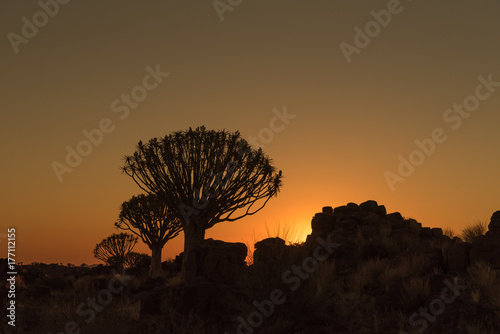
[2,1,500,266]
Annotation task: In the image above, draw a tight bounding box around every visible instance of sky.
[1,0,499,265]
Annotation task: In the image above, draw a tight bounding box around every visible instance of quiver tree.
[93,233,137,272]
[116,193,182,277]
[122,126,283,280]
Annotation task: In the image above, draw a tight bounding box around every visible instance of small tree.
[122,126,282,280]
[124,252,151,270]
[93,233,137,271]
[116,193,182,277]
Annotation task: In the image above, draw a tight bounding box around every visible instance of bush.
[461,220,487,242]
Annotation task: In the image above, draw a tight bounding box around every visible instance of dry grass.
[443,227,457,239]
[467,261,500,307]
[379,255,427,290]
[244,220,305,265]
[461,220,488,242]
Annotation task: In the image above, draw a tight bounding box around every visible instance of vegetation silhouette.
[116,193,182,277]
[93,233,137,272]
[122,126,282,280]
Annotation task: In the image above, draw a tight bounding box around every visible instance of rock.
[311,212,336,234]
[333,205,350,215]
[431,228,443,238]
[359,200,378,212]
[338,218,358,230]
[487,210,500,237]
[195,239,247,285]
[413,247,444,273]
[322,206,333,214]
[253,237,287,265]
[470,235,500,269]
[346,202,360,211]
[375,205,387,216]
[357,212,383,225]
[386,212,404,224]
[444,242,472,275]
[420,227,432,238]
[407,219,422,235]
[359,224,381,239]
[329,228,356,242]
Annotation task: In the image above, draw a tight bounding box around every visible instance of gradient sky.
[1,1,499,265]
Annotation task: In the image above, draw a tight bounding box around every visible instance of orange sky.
[1,1,499,265]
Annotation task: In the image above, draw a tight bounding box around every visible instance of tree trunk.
[181,223,206,281]
[149,244,163,278]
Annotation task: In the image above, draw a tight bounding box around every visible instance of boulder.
[359,200,378,212]
[346,202,360,212]
[338,218,358,230]
[406,219,422,235]
[311,212,336,234]
[413,247,444,273]
[386,212,404,225]
[253,237,287,265]
[470,235,500,269]
[444,242,472,275]
[486,210,500,237]
[431,228,443,238]
[322,206,333,214]
[194,239,247,285]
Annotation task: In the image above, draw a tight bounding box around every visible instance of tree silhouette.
[122,126,282,280]
[124,252,151,270]
[116,193,182,277]
[93,233,137,272]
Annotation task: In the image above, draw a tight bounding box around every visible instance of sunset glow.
[2,1,499,267]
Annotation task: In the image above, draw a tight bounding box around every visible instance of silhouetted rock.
[346,202,360,211]
[322,206,333,214]
[193,239,246,285]
[487,210,500,237]
[444,242,472,275]
[469,210,500,269]
[411,246,444,273]
[386,212,404,224]
[359,200,378,212]
[311,211,336,234]
[253,237,286,265]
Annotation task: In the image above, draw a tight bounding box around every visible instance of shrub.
[461,220,487,243]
